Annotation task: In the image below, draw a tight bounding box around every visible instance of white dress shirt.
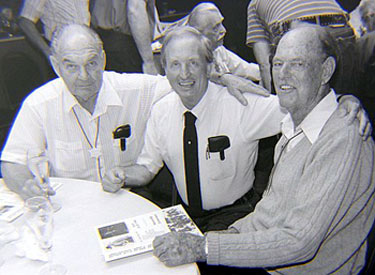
[137,82,285,210]
[1,71,170,182]
[20,0,90,41]
[213,45,261,81]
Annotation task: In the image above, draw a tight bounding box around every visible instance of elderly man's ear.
[101,50,106,70]
[207,62,213,78]
[50,55,61,78]
[321,56,336,85]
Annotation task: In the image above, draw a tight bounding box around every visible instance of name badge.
[89,148,102,159]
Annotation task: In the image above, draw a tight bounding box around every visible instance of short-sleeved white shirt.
[1,71,170,182]
[213,46,260,81]
[19,0,90,41]
[137,82,285,210]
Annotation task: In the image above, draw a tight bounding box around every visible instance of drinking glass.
[27,149,61,212]
[24,196,66,275]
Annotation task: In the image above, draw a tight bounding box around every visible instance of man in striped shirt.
[18,0,90,60]
[91,0,163,74]
[246,0,355,93]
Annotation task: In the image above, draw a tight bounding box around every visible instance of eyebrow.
[61,54,99,63]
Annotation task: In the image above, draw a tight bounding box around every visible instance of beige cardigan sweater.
[206,109,375,274]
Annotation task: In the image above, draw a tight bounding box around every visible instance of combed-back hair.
[160,25,214,68]
[50,24,103,57]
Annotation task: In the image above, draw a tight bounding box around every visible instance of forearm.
[253,41,272,91]
[253,41,271,69]
[18,17,51,60]
[1,161,33,200]
[124,164,155,187]
[222,49,261,81]
[127,0,154,65]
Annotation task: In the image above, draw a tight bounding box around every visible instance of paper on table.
[0,204,24,222]
[0,180,63,223]
[0,221,20,245]
[96,205,202,262]
[0,184,24,222]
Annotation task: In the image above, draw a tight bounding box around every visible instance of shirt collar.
[280,90,338,144]
[178,81,217,122]
[62,73,123,118]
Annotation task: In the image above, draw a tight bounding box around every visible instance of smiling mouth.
[278,84,295,93]
[179,81,195,88]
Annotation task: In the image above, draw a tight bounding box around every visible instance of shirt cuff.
[205,232,220,265]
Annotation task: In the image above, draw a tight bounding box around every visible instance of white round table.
[0,178,199,275]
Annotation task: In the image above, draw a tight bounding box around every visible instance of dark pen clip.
[113,124,131,151]
[207,135,230,161]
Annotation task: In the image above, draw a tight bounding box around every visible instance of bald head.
[359,0,375,32]
[272,25,337,125]
[280,26,325,58]
[188,2,221,29]
[187,2,226,49]
[49,24,106,113]
[51,24,103,58]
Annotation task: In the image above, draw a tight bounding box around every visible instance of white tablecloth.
[0,178,199,275]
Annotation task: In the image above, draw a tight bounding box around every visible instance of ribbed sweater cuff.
[206,232,220,265]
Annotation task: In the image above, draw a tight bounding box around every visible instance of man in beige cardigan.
[152,24,375,274]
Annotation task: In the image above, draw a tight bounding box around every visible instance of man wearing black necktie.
[105,25,371,233]
[105,26,286,231]
[152,24,375,275]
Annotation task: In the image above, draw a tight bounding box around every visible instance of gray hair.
[50,24,103,57]
[359,0,375,16]
[160,26,214,68]
[187,2,221,31]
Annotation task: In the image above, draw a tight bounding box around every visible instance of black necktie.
[183,111,202,211]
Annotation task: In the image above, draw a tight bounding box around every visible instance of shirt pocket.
[112,131,138,166]
[53,140,86,172]
[206,152,235,181]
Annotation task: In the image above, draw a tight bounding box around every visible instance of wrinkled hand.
[220,74,270,106]
[101,167,126,193]
[153,232,206,267]
[22,177,55,199]
[142,61,161,75]
[338,95,372,140]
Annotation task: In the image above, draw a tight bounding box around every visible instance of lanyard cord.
[264,129,304,195]
[72,107,103,181]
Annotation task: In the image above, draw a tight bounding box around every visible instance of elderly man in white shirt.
[0,24,169,200]
[186,3,260,81]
